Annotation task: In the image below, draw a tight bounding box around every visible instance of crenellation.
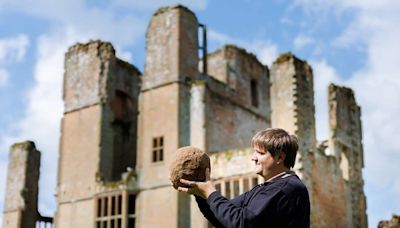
[56,39,141,227]
[143,5,198,91]
[270,53,316,192]
[323,83,367,228]
[63,41,115,113]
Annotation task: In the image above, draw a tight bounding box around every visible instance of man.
[179,128,310,228]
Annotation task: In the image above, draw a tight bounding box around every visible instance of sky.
[0,0,399,227]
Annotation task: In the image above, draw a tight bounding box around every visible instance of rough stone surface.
[205,45,270,120]
[2,141,40,228]
[378,214,400,228]
[169,146,210,189]
[210,148,255,179]
[326,83,367,228]
[143,5,198,90]
[136,5,197,227]
[55,40,141,227]
[270,53,316,190]
[63,40,141,113]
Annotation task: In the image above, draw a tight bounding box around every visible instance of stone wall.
[270,53,316,190]
[142,5,198,90]
[201,45,270,152]
[378,214,400,228]
[2,141,40,228]
[206,45,270,120]
[136,5,198,228]
[327,84,367,228]
[56,40,141,227]
[310,148,349,227]
[206,88,269,152]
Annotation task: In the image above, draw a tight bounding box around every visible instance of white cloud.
[208,30,232,45]
[0,69,9,87]
[0,34,29,63]
[290,0,347,16]
[209,30,279,66]
[0,34,29,87]
[310,59,342,142]
[294,34,314,50]
[114,45,133,63]
[253,41,279,67]
[290,0,400,226]
[0,28,88,216]
[0,1,146,47]
[338,0,400,190]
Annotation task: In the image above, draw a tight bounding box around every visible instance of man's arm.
[194,189,249,228]
[205,187,281,228]
[178,170,282,227]
[194,195,225,228]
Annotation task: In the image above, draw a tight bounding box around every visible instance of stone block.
[169,146,210,189]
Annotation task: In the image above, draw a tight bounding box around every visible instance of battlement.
[143,4,199,90]
[63,40,141,113]
[152,4,196,18]
[274,52,305,64]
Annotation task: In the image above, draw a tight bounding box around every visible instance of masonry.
[2,4,367,228]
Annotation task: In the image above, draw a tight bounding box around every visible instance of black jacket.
[195,174,310,228]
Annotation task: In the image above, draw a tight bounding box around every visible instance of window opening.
[250,79,259,107]
[252,177,258,187]
[95,192,136,228]
[243,178,249,192]
[152,136,164,162]
[225,181,231,199]
[233,180,240,197]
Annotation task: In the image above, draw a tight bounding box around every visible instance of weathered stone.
[2,141,40,228]
[326,83,367,228]
[378,214,400,228]
[169,146,210,189]
[270,53,316,191]
[55,39,141,228]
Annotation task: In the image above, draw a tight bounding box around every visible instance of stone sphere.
[169,146,210,189]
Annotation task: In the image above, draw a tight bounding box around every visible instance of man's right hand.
[178,168,216,199]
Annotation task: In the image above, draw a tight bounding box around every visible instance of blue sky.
[0,0,399,227]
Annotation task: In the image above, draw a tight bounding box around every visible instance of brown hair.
[251,128,299,168]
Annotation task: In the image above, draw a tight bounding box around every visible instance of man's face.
[251,145,280,180]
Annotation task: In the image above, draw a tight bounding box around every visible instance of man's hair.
[251,128,299,168]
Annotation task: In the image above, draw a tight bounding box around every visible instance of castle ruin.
[2,5,367,228]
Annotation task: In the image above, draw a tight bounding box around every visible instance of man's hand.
[178,168,216,199]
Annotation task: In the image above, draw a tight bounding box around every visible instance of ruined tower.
[135,5,198,228]
[270,53,317,188]
[2,142,40,228]
[55,41,141,227]
[328,84,367,228]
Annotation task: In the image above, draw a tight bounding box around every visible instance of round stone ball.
[169,146,210,189]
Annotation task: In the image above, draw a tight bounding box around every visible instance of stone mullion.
[122,191,127,228]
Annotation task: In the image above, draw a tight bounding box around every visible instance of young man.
[179,128,310,228]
